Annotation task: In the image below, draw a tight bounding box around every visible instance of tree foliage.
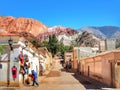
[28,36,73,57]
[45,35,59,57]
[44,35,73,57]
[59,44,73,55]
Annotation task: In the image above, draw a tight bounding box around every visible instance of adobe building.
[105,39,116,51]
[99,40,106,52]
[73,47,98,71]
[99,39,116,52]
[0,33,20,86]
[38,47,53,71]
[79,50,120,88]
[64,52,73,62]
[64,52,73,68]
[0,34,40,86]
[73,48,78,71]
[0,33,52,87]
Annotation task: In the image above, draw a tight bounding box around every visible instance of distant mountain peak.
[80,26,106,39]
[80,26,120,39]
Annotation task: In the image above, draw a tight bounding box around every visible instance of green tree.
[48,35,59,57]
[44,35,73,57]
[29,35,73,57]
[59,45,73,55]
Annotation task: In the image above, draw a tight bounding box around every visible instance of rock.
[0,16,47,36]
[37,26,78,42]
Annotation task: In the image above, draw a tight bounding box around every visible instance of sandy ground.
[1,58,111,90]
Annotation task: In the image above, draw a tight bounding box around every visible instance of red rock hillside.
[37,26,78,42]
[0,16,47,36]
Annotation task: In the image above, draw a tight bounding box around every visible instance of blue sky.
[0,0,120,29]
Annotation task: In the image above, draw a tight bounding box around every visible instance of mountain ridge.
[0,16,47,36]
[0,16,120,47]
[80,26,120,39]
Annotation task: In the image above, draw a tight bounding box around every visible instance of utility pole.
[7,49,10,87]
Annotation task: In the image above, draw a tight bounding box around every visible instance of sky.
[0,0,120,29]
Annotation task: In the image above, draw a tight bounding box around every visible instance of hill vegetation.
[29,35,73,57]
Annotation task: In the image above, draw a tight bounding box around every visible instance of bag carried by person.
[25,78,30,84]
[31,75,34,81]
[28,74,34,81]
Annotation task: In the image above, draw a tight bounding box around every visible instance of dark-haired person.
[31,70,39,86]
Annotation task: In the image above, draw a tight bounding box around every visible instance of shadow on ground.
[61,68,112,89]
[72,72,112,89]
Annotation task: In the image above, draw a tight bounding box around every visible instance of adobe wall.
[101,53,114,85]
[73,49,78,70]
[80,52,116,86]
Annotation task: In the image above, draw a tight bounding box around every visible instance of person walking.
[65,61,69,72]
[31,70,39,86]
